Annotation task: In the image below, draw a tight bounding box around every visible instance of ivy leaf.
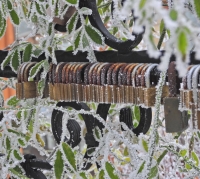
[23,44,33,62]
[6,96,19,106]
[148,165,158,179]
[66,0,77,5]
[6,137,11,151]
[0,11,6,38]
[105,162,119,179]
[192,151,199,166]
[194,0,200,19]
[1,51,13,70]
[13,150,22,160]
[10,10,20,25]
[178,30,188,56]
[11,50,20,72]
[54,150,64,179]
[142,139,148,152]
[62,142,76,171]
[137,161,145,174]
[85,25,103,45]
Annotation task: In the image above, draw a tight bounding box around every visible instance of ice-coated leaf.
[157,150,167,164]
[62,142,76,170]
[160,19,165,34]
[99,170,105,179]
[67,12,78,34]
[13,150,22,160]
[105,162,119,179]
[35,2,45,16]
[179,149,187,157]
[192,151,199,166]
[11,49,20,72]
[142,139,148,152]
[74,31,81,50]
[124,147,129,156]
[23,44,33,62]
[137,161,145,174]
[0,11,6,38]
[178,30,188,56]
[66,0,78,5]
[78,114,84,121]
[79,7,92,15]
[6,137,11,151]
[94,126,101,140]
[185,163,192,170]
[36,133,45,147]
[139,0,146,9]
[85,25,103,45]
[169,9,178,21]
[32,49,43,58]
[66,46,73,51]
[37,78,45,96]
[9,168,29,179]
[1,52,13,70]
[82,33,89,49]
[54,150,64,179]
[148,165,158,179]
[10,10,20,25]
[80,172,87,179]
[194,0,200,19]
[6,96,19,106]
[29,60,45,78]
[133,105,140,122]
[18,138,25,146]
[7,0,12,10]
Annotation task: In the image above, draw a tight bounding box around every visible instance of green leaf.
[6,96,19,106]
[74,31,81,50]
[192,151,199,166]
[85,25,103,45]
[105,162,119,179]
[6,137,11,151]
[178,30,188,56]
[185,163,192,170]
[82,33,89,49]
[54,150,64,179]
[78,114,84,121]
[194,0,200,19]
[113,27,118,35]
[137,161,145,174]
[29,60,44,78]
[139,0,146,9]
[66,0,77,5]
[148,165,158,179]
[157,150,167,164]
[10,10,20,25]
[7,0,12,10]
[62,142,76,171]
[11,50,20,72]
[37,78,45,96]
[66,46,73,51]
[18,138,25,146]
[1,52,13,70]
[67,13,78,34]
[36,133,45,147]
[124,147,129,156]
[133,106,140,122]
[142,139,148,152]
[179,149,187,157]
[23,44,33,62]
[13,150,22,160]
[99,170,105,179]
[0,11,6,38]
[9,168,29,179]
[35,2,45,16]
[32,49,43,57]
[169,9,178,21]
[94,127,101,139]
[80,172,87,179]
[160,19,165,35]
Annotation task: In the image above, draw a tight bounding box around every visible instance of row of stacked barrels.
[16,62,170,107]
